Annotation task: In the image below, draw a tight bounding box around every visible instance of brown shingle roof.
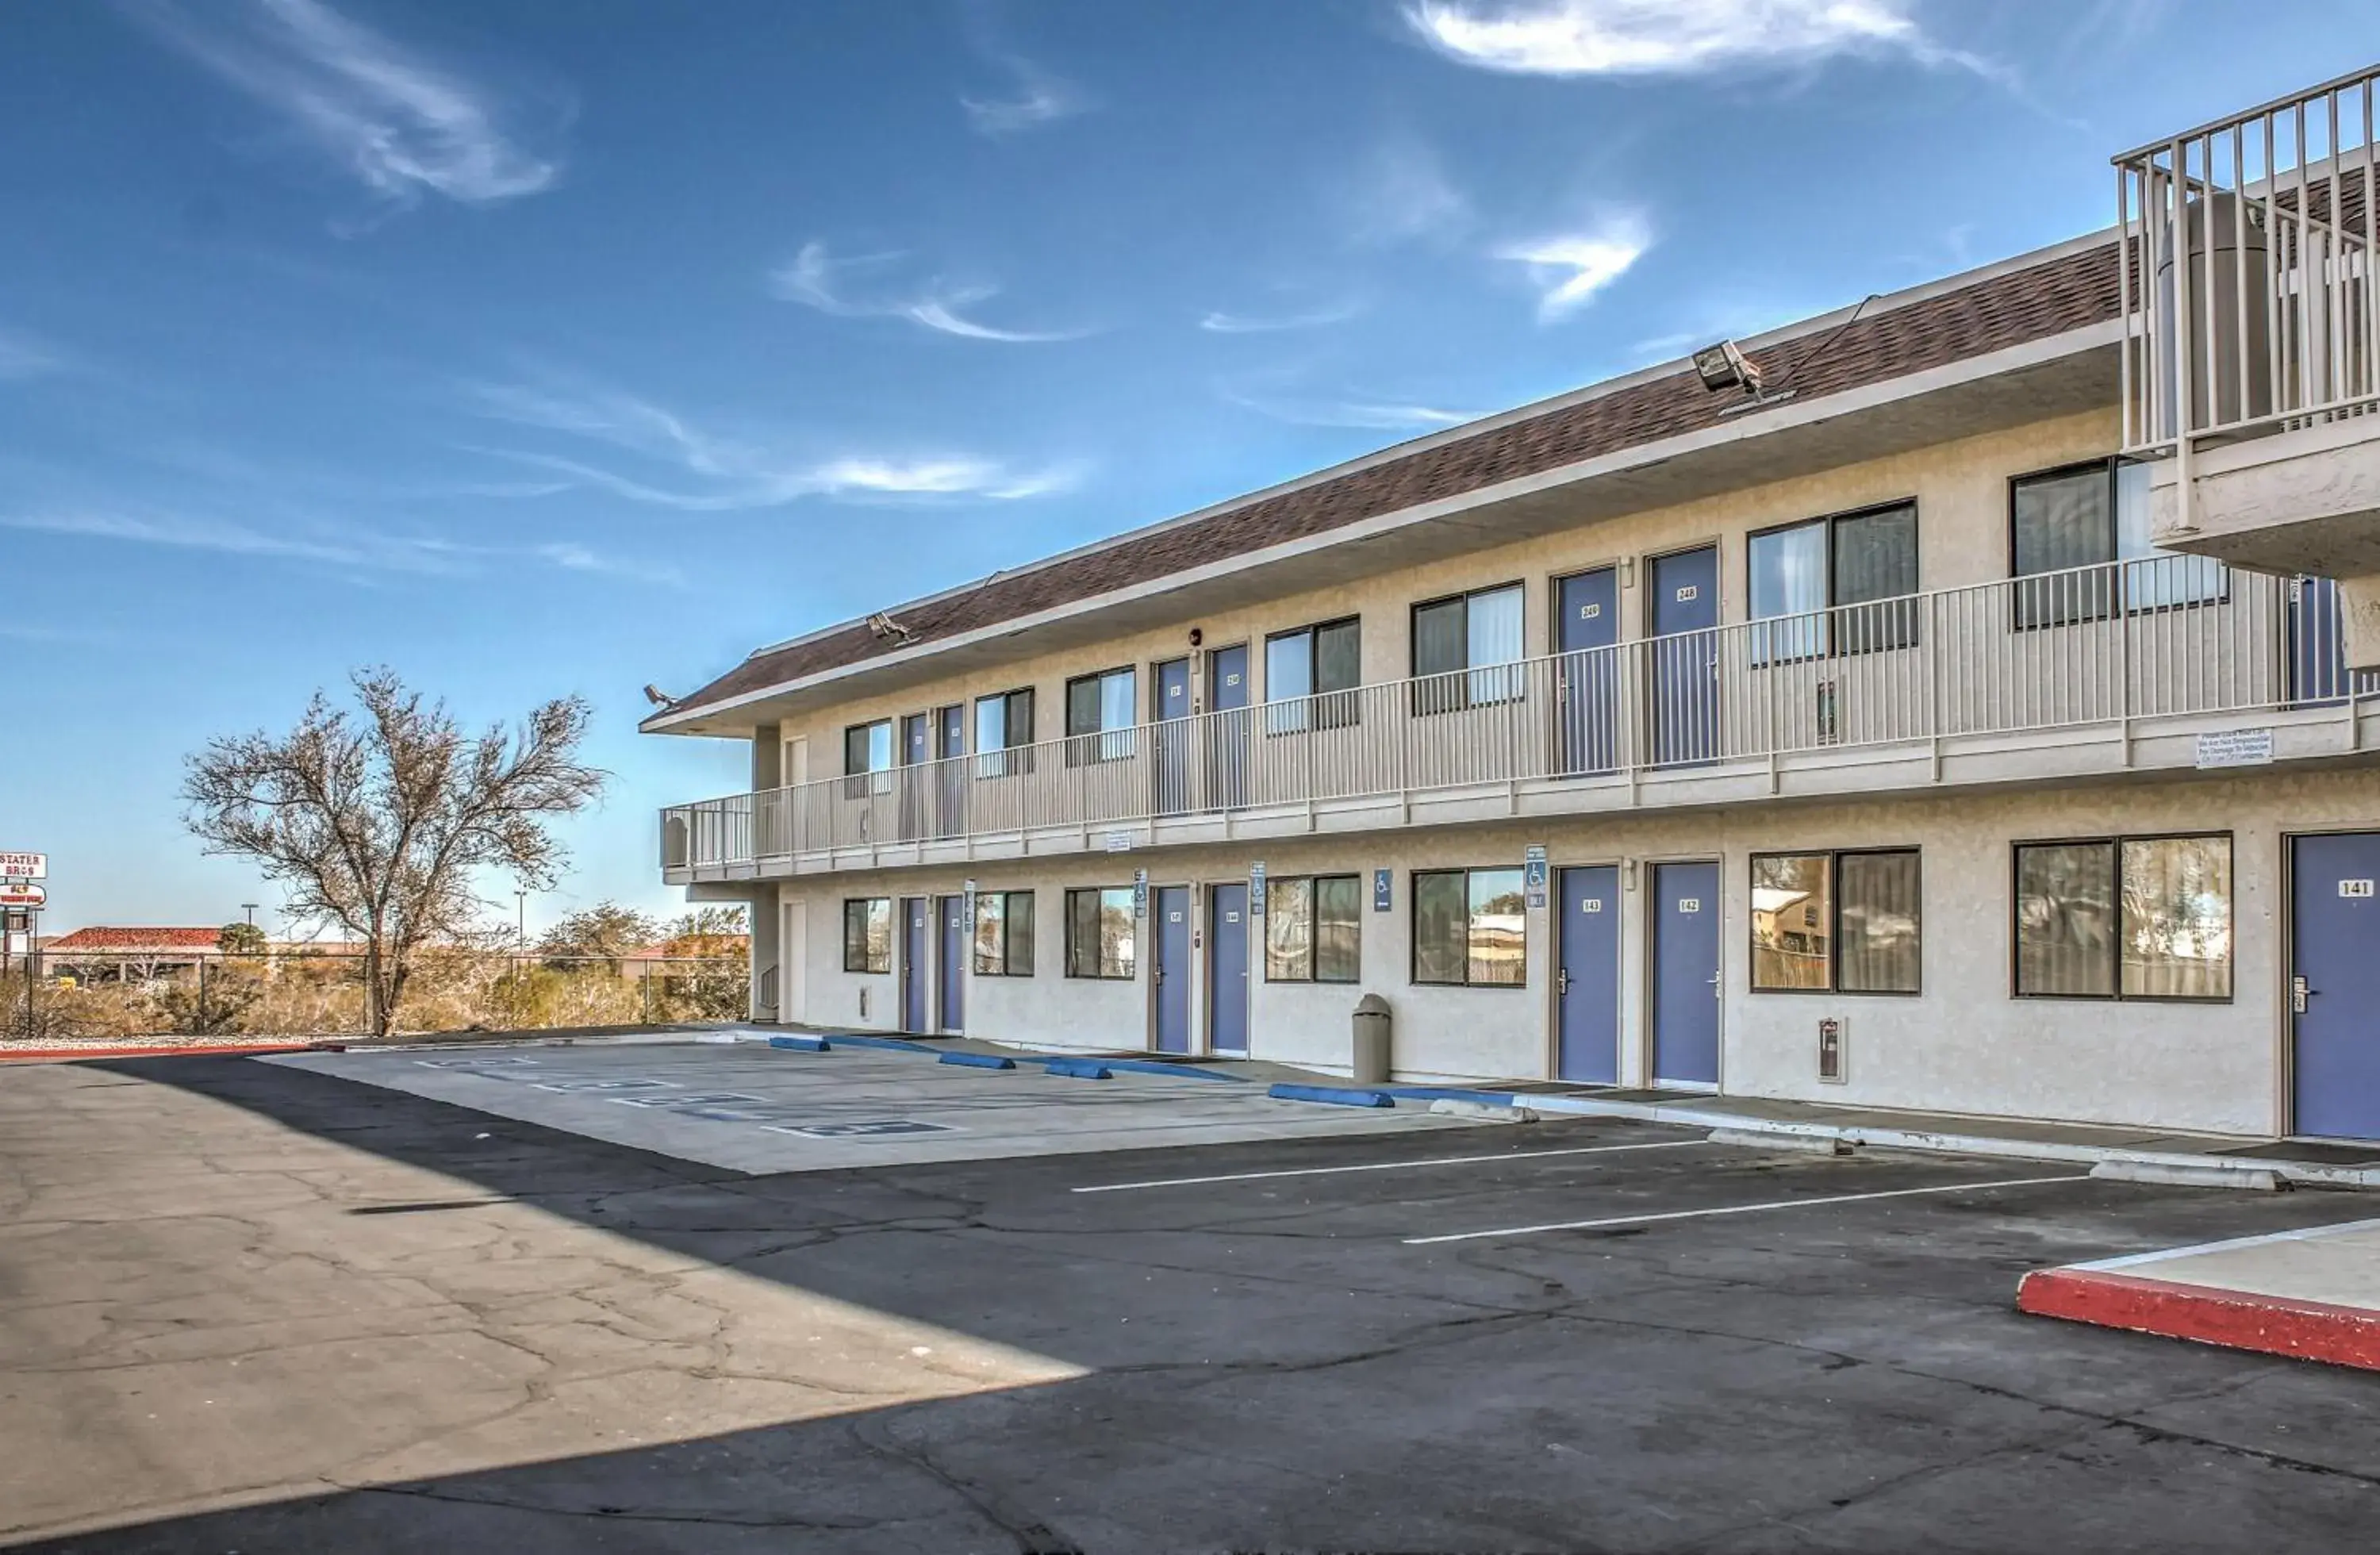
[665,240,2122,723]
[45,927,228,951]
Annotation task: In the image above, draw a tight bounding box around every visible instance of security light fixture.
[866,611,915,643]
[1692,339,1764,397]
[643,685,677,708]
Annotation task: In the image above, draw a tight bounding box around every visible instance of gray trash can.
[1350,993,1392,1085]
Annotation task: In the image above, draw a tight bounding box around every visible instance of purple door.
[1208,883,1250,1054]
[1557,866,1619,1083]
[1648,547,1719,766]
[935,705,966,839]
[1154,886,1191,1054]
[898,713,930,841]
[900,897,928,1032]
[1557,568,1620,776]
[1205,646,1249,810]
[937,895,965,1033]
[1652,862,1720,1086]
[1154,657,1192,816]
[2293,832,2380,1139]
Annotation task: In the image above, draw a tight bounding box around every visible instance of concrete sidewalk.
[2018,1219,2380,1372]
[1459,1088,2380,1189]
[697,1027,2380,1190]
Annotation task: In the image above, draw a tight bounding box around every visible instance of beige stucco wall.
[762,764,2380,1138]
[770,408,2120,763]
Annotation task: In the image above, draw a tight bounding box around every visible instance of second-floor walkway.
[663,558,2380,882]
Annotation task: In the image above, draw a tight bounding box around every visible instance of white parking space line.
[1074,1138,1706,1194]
[1402,1174,2090,1246]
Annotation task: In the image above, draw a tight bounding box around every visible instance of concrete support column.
[747,884,780,1023]
[2340,576,2380,674]
[750,721,781,791]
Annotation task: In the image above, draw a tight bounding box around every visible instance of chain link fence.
[2,950,750,1043]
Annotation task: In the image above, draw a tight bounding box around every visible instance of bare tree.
[183,669,608,1037]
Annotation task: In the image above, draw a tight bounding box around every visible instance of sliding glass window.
[1748,501,1918,663]
[973,689,1035,778]
[842,898,892,974]
[2013,835,2231,1000]
[1411,867,1526,986]
[842,720,893,799]
[1063,887,1137,979]
[2011,460,2225,628]
[1265,874,1361,982]
[1064,669,1136,765]
[1265,617,1361,734]
[1749,849,1921,994]
[971,891,1035,976]
[1412,584,1524,714]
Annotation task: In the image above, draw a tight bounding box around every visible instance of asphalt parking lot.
[262,1039,1471,1173]
[5,1041,2378,1553]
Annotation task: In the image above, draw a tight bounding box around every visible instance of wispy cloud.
[2,508,466,572]
[127,0,563,211]
[1403,0,1994,79]
[1340,136,1472,248]
[1499,213,1651,321]
[0,622,114,646]
[962,49,1091,136]
[2,507,672,584]
[0,327,67,382]
[1219,380,1483,432]
[1199,297,1366,334]
[464,372,1083,511]
[770,241,1092,343]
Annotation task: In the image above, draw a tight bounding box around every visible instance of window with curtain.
[843,720,892,775]
[842,898,891,973]
[1265,617,1361,734]
[2012,460,2225,628]
[1265,874,1361,982]
[1063,887,1137,979]
[1750,850,1921,994]
[971,891,1035,976]
[1411,584,1524,714]
[973,689,1034,778]
[843,720,893,800]
[2013,835,2231,1000]
[1064,668,1137,764]
[1411,867,1526,986]
[1748,502,1918,662]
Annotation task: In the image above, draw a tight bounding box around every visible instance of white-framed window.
[1412,584,1523,713]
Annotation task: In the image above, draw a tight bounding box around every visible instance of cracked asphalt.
[3,1047,2378,1553]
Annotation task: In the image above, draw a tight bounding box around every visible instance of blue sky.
[0,0,2353,938]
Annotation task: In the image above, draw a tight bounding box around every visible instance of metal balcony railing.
[2118,64,2380,452]
[660,558,2377,873]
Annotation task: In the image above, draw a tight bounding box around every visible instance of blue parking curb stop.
[940,1051,1017,1069]
[1269,1083,1394,1108]
[768,1035,831,1053]
[1097,1058,1244,1081]
[1044,1058,1114,1080]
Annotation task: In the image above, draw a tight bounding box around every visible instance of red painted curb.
[2018,1267,2380,1372]
[0,1042,320,1065]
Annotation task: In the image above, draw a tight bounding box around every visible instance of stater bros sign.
[0,851,44,881]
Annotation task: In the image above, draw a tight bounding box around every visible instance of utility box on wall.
[1818,1016,1846,1084]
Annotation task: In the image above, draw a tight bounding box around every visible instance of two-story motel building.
[648,68,2380,1145]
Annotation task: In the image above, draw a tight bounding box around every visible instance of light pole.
[241,903,259,928]
[516,890,528,951]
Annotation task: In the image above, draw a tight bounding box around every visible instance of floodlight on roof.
[1692,339,1764,397]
